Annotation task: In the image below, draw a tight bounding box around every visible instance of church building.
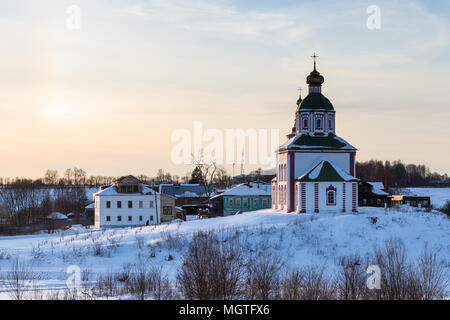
[271,55,359,213]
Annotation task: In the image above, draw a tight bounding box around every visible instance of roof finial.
[296,87,303,106]
[311,52,318,71]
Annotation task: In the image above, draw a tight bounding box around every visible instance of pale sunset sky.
[0,0,449,179]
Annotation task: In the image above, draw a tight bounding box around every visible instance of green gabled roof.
[296,160,358,182]
[279,133,357,151]
[298,93,334,111]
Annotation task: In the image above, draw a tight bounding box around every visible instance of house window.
[106,216,111,222]
[128,201,133,208]
[139,216,143,221]
[243,198,248,207]
[150,216,153,221]
[163,206,172,215]
[117,216,122,222]
[117,201,122,208]
[139,201,143,208]
[106,201,111,208]
[149,200,154,208]
[377,199,381,205]
[236,198,241,207]
[327,190,336,205]
[363,199,367,205]
[128,216,132,221]
[253,198,258,207]
[228,198,234,207]
[262,199,267,207]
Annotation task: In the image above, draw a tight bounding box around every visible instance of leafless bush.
[0,250,11,260]
[82,269,91,282]
[295,264,336,300]
[336,255,366,300]
[5,258,35,300]
[92,242,105,256]
[281,269,304,300]
[441,200,450,216]
[369,238,409,300]
[130,264,151,300]
[177,231,245,300]
[407,245,448,300]
[244,251,284,300]
[94,271,119,298]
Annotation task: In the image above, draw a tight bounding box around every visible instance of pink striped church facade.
[271,62,358,213]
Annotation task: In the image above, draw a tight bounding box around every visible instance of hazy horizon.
[1,0,449,179]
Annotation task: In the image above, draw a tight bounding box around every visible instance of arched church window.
[327,190,336,205]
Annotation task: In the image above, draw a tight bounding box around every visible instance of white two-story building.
[94,175,161,229]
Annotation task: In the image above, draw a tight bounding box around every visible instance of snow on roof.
[219,183,271,197]
[94,184,157,196]
[85,203,95,209]
[297,160,358,182]
[47,212,68,220]
[368,182,389,195]
[230,182,271,193]
[279,133,357,152]
[159,184,213,197]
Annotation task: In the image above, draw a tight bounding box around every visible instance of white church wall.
[294,152,350,178]
[296,182,357,213]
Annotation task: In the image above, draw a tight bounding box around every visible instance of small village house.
[160,193,185,222]
[358,181,390,207]
[210,183,271,216]
[159,183,213,215]
[94,175,161,228]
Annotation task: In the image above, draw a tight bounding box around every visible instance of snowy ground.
[0,204,448,299]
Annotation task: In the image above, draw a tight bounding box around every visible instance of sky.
[0,0,449,179]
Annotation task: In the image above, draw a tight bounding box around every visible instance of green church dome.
[298,92,334,111]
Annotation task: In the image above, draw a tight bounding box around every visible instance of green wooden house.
[210,183,271,216]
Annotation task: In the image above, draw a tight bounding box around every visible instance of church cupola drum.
[271,54,359,213]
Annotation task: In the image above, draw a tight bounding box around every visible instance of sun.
[45,101,72,121]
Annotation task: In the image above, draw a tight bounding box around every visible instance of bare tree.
[43,170,59,185]
[191,152,218,197]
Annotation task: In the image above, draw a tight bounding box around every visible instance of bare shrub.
[296,264,336,300]
[92,242,104,256]
[128,264,152,300]
[368,238,410,300]
[177,231,245,300]
[244,251,284,300]
[5,258,35,300]
[336,255,366,300]
[407,245,448,300]
[281,269,304,300]
[441,200,450,216]
[94,271,118,298]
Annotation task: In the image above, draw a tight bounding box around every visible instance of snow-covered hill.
[0,206,448,299]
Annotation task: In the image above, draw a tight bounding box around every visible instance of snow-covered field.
[0,205,448,299]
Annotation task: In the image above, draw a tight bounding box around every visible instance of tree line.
[356,159,449,188]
